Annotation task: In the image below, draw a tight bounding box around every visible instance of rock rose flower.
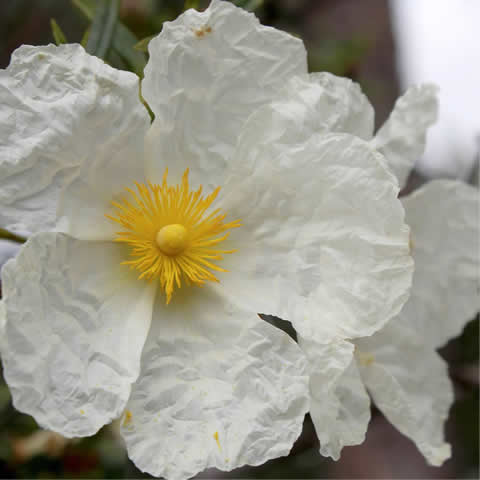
[302,85,479,465]
[0,1,413,478]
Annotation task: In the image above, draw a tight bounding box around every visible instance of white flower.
[305,84,479,466]
[0,1,413,478]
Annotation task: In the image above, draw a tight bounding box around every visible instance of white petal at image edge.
[356,325,453,466]
[1,232,156,437]
[121,287,309,480]
[0,300,5,352]
[401,179,479,348]
[351,179,479,467]
[0,44,150,240]
[143,0,307,189]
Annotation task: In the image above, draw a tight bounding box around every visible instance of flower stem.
[0,228,26,244]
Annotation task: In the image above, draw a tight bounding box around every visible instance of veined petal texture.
[262,73,374,141]
[372,84,438,188]
[1,233,156,437]
[143,0,307,189]
[401,179,479,348]
[0,44,150,240]
[0,300,5,353]
[219,130,413,342]
[356,322,453,466]
[121,287,309,480]
[348,179,478,466]
[299,337,371,460]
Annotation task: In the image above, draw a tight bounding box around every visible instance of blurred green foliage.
[50,19,67,45]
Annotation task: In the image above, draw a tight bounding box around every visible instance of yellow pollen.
[106,168,241,304]
[123,410,133,426]
[356,350,375,367]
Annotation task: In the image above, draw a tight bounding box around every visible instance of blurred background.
[0,0,478,478]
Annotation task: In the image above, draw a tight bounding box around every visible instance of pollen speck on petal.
[123,410,133,427]
[213,431,221,450]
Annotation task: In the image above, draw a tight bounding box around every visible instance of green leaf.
[133,35,155,53]
[85,0,119,60]
[113,24,148,76]
[233,0,263,11]
[72,0,147,76]
[184,0,200,10]
[308,38,369,77]
[80,26,91,48]
[72,0,95,18]
[107,48,128,71]
[50,18,67,45]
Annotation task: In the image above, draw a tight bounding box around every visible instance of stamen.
[107,169,240,303]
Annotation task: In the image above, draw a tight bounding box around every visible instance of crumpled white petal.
[219,130,413,343]
[333,179,478,466]
[355,320,453,466]
[402,179,479,348]
[0,239,20,269]
[142,0,307,189]
[1,232,156,437]
[120,287,309,480]
[260,73,374,142]
[0,300,5,353]
[0,44,150,239]
[371,84,438,188]
[299,338,370,460]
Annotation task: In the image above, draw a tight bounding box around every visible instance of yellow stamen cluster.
[107,169,240,303]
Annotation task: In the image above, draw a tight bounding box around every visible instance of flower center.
[156,224,188,256]
[107,169,240,304]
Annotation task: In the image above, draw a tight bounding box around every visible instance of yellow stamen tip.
[214,431,221,450]
[156,224,188,256]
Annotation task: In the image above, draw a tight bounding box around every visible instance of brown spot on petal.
[194,25,212,38]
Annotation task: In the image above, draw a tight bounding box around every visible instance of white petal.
[355,322,453,466]
[120,287,309,480]
[402,180,479,347]
[0,44,150,239]
[219,131,413,342]
[0,300,5,352]
[372,84,438,188]
[142,0,307,188]
[1,232,156,437]
[0,239,21,268]
[260,73,374,142]
[0,241,19,354]
[299,338,371,460]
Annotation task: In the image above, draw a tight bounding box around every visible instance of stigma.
[156,224,188,256]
